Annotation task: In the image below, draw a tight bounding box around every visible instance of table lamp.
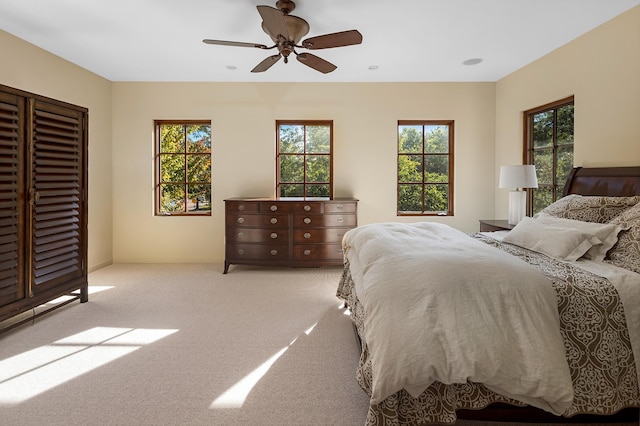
[499,165,538,225]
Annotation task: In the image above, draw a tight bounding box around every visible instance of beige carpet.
[0,264,637,426]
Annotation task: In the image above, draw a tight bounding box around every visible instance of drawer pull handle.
[238,205,245,211]
[304,218,311,224]
[304,232,311,239]
[237,217,245,224]
[237,232,245,238]
[270,249,278,256]
[304,249,311,256]
[270,217,278,224]
[304,205,311,211]
[337,217,344,223]
[338,249,344,254]
[336,205,344,210]
[270,205,278,211]
[337,233,344,238]
[237,249,245,255]
[271,233,278,239]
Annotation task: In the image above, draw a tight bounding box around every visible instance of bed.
[337,166,640,425]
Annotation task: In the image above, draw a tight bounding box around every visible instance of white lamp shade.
[499,165,538,189]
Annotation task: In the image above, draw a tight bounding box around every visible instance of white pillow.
[536,213,623,262]
[503,217,602,261]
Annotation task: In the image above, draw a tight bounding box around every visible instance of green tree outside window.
[525,98,574,214]
[397,121,454,215]
[155,120,212,215]
[277,121,332,198]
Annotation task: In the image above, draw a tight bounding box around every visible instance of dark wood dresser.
[224,198,358,273]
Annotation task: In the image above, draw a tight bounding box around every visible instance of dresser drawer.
[258,202,294,213]
[258,201,323,214]
[226,244,289,261]
[293,244,345,261]
[293,228,350,243]
[293,214,357,228]
[227,228,289,243]
[227,213,289,228]
[323,202,357,213]
[226,201,259,213]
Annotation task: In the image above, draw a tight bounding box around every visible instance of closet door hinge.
[29,189,40,205]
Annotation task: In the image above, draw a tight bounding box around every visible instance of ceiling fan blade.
[296,53,337,74]
[301,30,363,50]
[203,39,268,49]
[251,54,282,73]
[257,5,289,40]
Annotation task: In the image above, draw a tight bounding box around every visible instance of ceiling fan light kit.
[203,0,362,74]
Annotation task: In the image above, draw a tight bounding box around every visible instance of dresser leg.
[223,261,229,274]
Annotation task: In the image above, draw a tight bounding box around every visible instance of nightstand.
[479,219,515,232]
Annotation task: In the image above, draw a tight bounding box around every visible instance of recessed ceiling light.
[368,65,379,70]
[462,58,483,66]
[226,65,237,70]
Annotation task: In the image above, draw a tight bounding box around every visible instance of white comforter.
[343,222,574,414]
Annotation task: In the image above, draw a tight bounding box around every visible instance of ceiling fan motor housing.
[275,0,296,14]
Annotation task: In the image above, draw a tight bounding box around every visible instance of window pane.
[160,184,185,213]
[532,186,553,214]
[425,126,448,153]
[279,155,304,182]
[557,146,574,187]
[424,184,448,212]
[305,155,329,183]
[186,125,211,153]
[161,154,185,183]
[532,111,553,148]
[398,121,453,215]
[532,149,553,185]
[280,184,304,197]
[306,184,329,197]
[277,121,332,199]
[557,105,574,146]
[156,120,211,216]
[526,99,573,214]
[425,155,448,182]
[398,155,423,182]
[398,184,422,212]
[160,125,185,152]
[306,125,330,153]
[187,154,211,182]
[398,125,422,153]
[186,184,211,212]
[279,125,304,153]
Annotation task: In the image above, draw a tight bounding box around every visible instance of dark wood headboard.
[562,166,640,197]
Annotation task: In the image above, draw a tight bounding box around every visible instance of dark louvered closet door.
[0,92,25,306]
[29,100,86,296]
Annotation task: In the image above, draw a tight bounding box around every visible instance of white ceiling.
[0,0,638,83]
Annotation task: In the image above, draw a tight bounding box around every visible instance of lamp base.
[508,190,526,225]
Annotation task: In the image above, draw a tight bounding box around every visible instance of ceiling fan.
[202,0,363,74]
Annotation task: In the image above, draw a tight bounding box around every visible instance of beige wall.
[494,5,640,216]
[0,30,113,271]
[112,82,496,263]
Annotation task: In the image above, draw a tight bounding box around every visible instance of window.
[524,97,574,215]
[155,120,212,215]
[397,120,454,216]
[276,120,333,198]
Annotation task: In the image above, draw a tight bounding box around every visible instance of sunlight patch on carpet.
[210,320,321,409]
[210,346,288,409]
[0,326,177,406]
[41,286,114,307]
